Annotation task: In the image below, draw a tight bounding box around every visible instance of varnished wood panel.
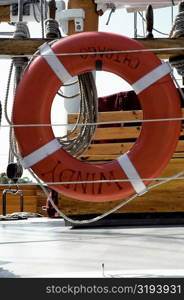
[57,159,184,215]
[68,109,184,124]
[0,5,10,22]
[69,126,184,141]
[0,185,40,215]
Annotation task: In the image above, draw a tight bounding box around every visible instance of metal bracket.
[58,8,85,34]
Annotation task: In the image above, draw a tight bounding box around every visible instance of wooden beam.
[138,38,184,59]
[0,38,47,58]
[68,110,143,124]
[68,109,184,125]
[48,0,56,19]
[68,126,184,141]
[1,38,184,58]
[78,140,184,159]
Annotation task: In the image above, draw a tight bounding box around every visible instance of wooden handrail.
[1,38,184,58]
[68,108,184,123]
[67,108,184,160]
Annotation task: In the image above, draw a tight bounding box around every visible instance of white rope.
[4,116,184,129]
[0,175,184,187]
[2,46,184,59]
[24,168,184,225]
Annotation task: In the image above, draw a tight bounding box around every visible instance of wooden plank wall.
[68,109,184,160]
[1,38,184,58]
[59,108,184,215]
[0,6,10,22]
[0,158,183,217]
[57,159,184,215]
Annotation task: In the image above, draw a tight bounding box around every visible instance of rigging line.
[5,168,184,225]
[40,0,45,39]
[171,0,174,24]
[3,47,184,59]
[28,167,139,225]
[171,70,184,105]
[134,12,138,38]
[3,46,184,58]
[138,11,169,36]
[18,0,23,22]
[32,1,40,22]
[106,7,115,25]
[57,91,80,99]
[4,61,14,126]
[1,176,184,187]
[138,11,145,37]
[1,116,184,128]
[63,80,78,86]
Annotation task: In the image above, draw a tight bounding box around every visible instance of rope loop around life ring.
[13,32,181,202]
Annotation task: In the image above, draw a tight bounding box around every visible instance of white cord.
[3,46,184,59]
[25,169,184,225]
[1,115,183,128]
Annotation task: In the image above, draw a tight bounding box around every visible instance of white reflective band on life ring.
[39,43,72,84]
[132,62,171,94]
[22,138,62,169]
[117,153,147,195]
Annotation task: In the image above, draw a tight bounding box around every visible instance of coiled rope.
[45,18,61,39]
[170,1,184,38]
[58,72,98,157]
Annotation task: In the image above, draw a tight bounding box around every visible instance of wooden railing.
[68,109,184,160]
[0,185,47,216]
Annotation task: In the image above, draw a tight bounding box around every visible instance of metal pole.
[134,12,137,38]
[18,0,23,22]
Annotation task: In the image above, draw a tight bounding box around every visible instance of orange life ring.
[13,32,181,202]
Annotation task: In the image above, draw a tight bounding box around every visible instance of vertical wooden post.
[67,0,98,35]
[0,5,10,22]
[48,0,56,19]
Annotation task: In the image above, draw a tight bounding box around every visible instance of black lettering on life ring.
[97,171,123,194]
[123,55,140,69]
